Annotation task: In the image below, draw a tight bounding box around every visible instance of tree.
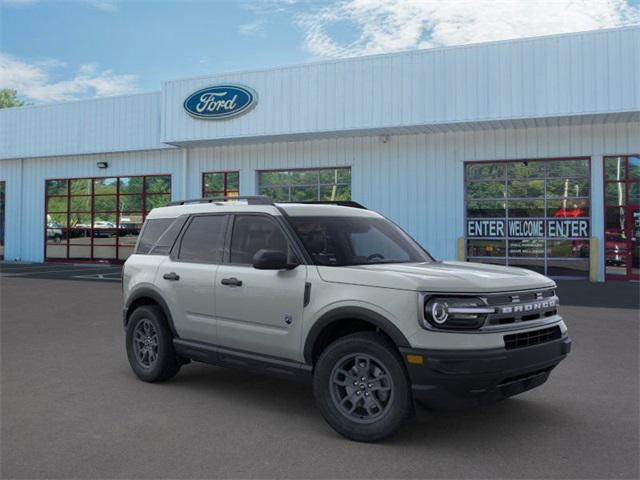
[0,89,25,109]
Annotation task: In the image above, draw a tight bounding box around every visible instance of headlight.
[422,297,494,330]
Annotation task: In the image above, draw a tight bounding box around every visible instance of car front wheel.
[313,332,412,442]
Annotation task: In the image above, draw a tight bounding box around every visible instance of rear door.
[214,214,307,361]
[157,214,228,344]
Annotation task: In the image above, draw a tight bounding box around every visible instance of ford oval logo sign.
[183,84,257,120]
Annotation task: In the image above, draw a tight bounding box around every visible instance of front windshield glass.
[288,216,434,266]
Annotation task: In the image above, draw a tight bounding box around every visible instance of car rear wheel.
[126,305,181,382]
[313,332,412,442]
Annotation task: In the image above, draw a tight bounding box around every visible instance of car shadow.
[160,362,575,444]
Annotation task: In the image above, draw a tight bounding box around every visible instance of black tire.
[126,305,181,382]
[313,332,412,442]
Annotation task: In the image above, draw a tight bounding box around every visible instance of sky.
[1,0,639,104]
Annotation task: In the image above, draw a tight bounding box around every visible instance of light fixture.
[380,134,390,144]
[96,162,109,169]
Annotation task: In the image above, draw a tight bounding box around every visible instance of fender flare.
[303,306,411,364]
[125,287,178,337]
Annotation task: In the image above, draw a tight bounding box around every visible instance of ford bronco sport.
[123,196,571,442]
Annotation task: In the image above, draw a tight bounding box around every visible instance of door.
[156,214,228,344]
[604,155,639,280]
[215,214,307,361]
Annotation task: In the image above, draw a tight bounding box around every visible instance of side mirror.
[252,249,298,270]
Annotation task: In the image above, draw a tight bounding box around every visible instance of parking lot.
[1,263,638,479]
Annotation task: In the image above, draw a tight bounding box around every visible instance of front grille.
[504,326,562,350]
[484,289,558,327]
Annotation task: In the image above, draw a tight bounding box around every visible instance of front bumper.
[400,334,571,409]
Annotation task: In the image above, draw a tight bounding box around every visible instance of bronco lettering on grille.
[500,298,557,314]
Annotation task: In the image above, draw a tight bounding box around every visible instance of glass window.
[547,179,589,198]
[94,178,117,194]
[46,180,67,196]
[547,199,589,218]
[259,168,351,202]
[606,183,626,206]
[45,175,172,261]
[508,200,545,218]
[289,216,432,266]
[466,240,506,257]
[47,197,68,213]
[466,182,505,199]
[605,157,626,181]
[465,158,591,278]
[466,200,506,218]
[230,215,290,264]
[145,176,171,193]
[547,159,589,178]
[119,177,143,194]
[466,163,505,180]
[506,161,545,178]
[508,239,545,257]
[178,215,227,263]
[629,156,639,181]
[136,218,175,255]
[70,179,91,195]
[94,195,117,212]
[547,240,589,258]
[203,171,240,197]
[507,180,545,198]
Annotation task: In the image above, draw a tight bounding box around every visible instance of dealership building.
[0,26,638,281]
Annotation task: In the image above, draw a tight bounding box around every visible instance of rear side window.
[149,216,188,256]
[178,215,227,263]
[136,218,174,254]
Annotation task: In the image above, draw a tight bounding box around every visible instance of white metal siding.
[0,92,168,160]
[162,27,639,145]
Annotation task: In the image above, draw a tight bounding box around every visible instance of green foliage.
[0,89,24,109]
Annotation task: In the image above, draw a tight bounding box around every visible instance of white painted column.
[240,169,257,196]
[591,155,605,282]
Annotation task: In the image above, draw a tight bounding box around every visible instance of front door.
[215,214,307,361]
[156,214,228,344]
[604,155,639,280]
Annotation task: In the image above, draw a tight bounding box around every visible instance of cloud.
[239,19,266,36]
[0,53,138,102]
[297,0,640,58]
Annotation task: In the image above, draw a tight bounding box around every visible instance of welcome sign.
[184,85,257,119]
[467,219,590,238]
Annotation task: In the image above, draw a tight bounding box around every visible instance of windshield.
[288,216,434,266]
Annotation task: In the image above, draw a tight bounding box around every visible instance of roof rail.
[166,195,275,207]
[282,200,367,209]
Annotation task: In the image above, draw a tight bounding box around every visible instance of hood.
[316,261,555,294]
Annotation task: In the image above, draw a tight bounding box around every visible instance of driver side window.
[229,215,294,265]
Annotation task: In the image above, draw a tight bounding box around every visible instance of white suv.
[122,196,571,442]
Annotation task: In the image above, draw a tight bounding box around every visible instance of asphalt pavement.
[1,266,638,479]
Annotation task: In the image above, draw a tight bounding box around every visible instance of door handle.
[163,272,180,281]
[221,277,242,287]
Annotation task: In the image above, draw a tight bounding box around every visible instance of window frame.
[602,154,640,281]
[202,171,240,198]
[257,167,351,202]
[464,157,592,278]
[44,174,171,263]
